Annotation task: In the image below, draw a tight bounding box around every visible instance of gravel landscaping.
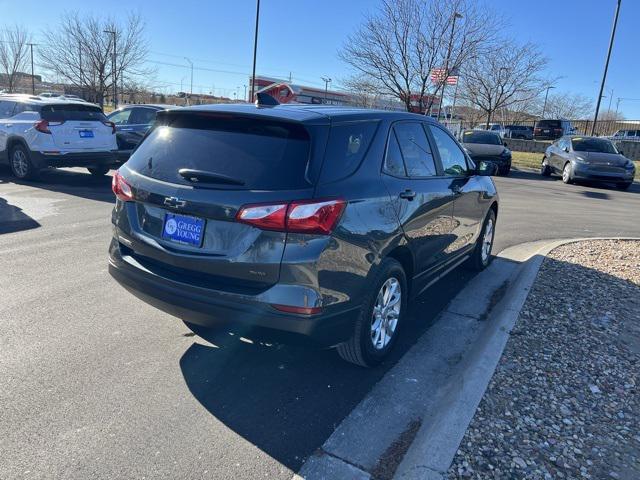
[448,240,640,479]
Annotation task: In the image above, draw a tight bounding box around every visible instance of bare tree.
[339,0,497,112]
[541,92,593,119]
[597,109,625,121]
[0,26,31,93]
[38,12,152,106]
[459,42,548,127]
[342,75,385,109]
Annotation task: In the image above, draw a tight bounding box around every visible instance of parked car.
[460,130,511,175]
[0,94,118,179]
[107,104,175,161]
[541,135,635,189]
[505,125,533,140]
[108,103,499,367]
[474,123,506,138]
[533,119,575,140]
[609,129,640,142]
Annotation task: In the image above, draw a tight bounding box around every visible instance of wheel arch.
[385,245,414,295]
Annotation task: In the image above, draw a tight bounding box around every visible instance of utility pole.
[437,11,463,121]
[592,0,622,136]
[606,88,614,113]
[243,84,247,101]
[249,0,261,102]
[184,57,194,104]
[541,85,555,118]
[321,77,331,102]
[104,30,117,108]
[27,43,36,95]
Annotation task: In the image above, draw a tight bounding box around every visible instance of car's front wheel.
[9,144,39,180]
[87,166,110,176]
[337,258,407,367]
[562,162,573,184]
[467,209,496,271]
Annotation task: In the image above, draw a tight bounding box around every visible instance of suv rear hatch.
[41,103,114,150]
[117,110,327,291]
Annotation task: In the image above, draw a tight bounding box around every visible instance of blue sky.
[2,0,638,117]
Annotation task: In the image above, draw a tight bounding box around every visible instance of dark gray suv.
[108,103,499,366]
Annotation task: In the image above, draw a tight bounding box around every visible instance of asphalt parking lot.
[1,167,639,480]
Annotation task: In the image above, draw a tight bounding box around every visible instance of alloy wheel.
[370,278,401,350]
[12,149,29,178]
[563,163,571,183]
[481,217,494,264]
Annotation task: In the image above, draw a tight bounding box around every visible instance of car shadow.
[178,265,476,472]
[0,166,115,203]
[507,168,640,194]
[0,196,41,234]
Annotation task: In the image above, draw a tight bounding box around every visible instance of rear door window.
[129,107,158,125]
[383,131,407,177]
[41,104,107,122]
[127,112,312,190]
[0,101,16,118]
[320,121,378,183]
[393,122,437,177]
[108,109,132,125]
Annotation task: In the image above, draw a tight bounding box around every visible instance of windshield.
[462,131,502,145]
[572,137,618,154]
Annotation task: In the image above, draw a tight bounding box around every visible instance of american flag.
[430,68,459,85]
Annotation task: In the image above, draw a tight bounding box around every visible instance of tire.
[9,144,39,180]
[540,157,551,176]
[87,166,110,176]
[337,258,407,367]
[500,164,511,176]
[562,162,573,184]
[467,209,496,272]
[616,182,632,190]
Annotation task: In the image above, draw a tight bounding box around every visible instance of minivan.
[108,103,499,366]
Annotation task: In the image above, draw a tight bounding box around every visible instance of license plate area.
[162,213,206,247]
[79,129,94,138]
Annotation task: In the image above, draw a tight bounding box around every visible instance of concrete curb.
[392,237,640,480]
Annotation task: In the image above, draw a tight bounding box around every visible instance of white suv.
[0,94,118,179]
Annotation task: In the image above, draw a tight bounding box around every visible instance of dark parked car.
[541,135,635,189]
[460,129,511,175]
[108,103,499,366]
[107,104,174,160]
[534,119,575,140]
[505,125,533,140]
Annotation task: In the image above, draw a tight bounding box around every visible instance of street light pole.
[27,43,36,94]
[541,85,555,118]
[592,0,622,136]
[104,30,117,108]
[184,57,193,104]
[437,11,462,121]
[321,77,331,102]
[249,0,261,102]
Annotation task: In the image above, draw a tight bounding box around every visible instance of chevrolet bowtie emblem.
[164,197,186,208]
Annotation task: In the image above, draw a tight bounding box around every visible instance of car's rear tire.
[541,157,551,176]
[87,166,110,176]
[467,209,496,272]
[499,164,511,176]
[616,182,632,190]
[9,144,39,180]
[562,162,573,184]
[337,258,407,368]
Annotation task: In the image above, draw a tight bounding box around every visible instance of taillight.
[271,304,322,315]
[34,120,51,134]
[111,170,134,202]
[236,199,346,235]
[103,121,116,134]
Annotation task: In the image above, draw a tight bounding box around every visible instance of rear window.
[462,131,502,145]
[126,112,312,190]
[536,120,561,128]
[319,121,378,183]
[41,104,107,122]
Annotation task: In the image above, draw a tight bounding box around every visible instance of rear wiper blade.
[178,168,245,186]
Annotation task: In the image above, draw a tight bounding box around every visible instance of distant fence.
[447,119,639,137]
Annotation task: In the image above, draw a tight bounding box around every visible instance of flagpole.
[451,79,459,122]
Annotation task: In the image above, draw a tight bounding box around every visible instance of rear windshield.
[462,131,502,145]
[126,112,312,190]
[41,104,107,122]
[536,120,561,128]
[572,137,618,154]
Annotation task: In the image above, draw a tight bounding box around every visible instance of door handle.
[399,189,416,200]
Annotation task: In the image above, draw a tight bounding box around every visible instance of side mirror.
[503,141,508,147]
[477,160,498,176]
[618,150,624,156]
[563,147,569,153]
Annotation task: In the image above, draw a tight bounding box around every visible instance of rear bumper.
[108,237,356,347]
[31,150,120,169]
